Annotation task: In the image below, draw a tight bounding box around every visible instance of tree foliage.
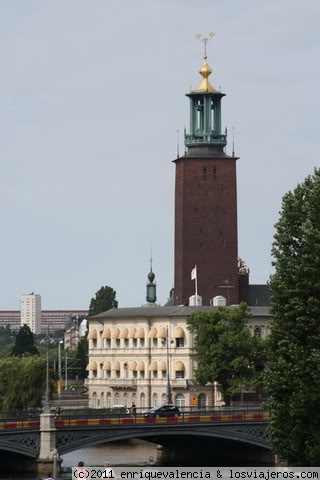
[75,338,89,379]
[0,355,48,411]
[0,325,15,350]
[88,286,117,316]
[187,303,264,405]
[266,169,320,466]
[11,324,38,356]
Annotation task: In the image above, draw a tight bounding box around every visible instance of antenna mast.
[232,127,235,157]
[177,130,179,158]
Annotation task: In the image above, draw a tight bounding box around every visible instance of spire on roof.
[192,32,219,93]
[146,256,157,304]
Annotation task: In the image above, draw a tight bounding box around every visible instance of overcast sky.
[0,0,319,310]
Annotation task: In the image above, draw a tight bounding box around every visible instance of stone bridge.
[0,410,270,462]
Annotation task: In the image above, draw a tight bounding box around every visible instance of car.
[106,405,131,416]
[144,405,181,418]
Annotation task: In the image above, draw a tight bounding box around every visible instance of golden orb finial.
[193,32,219,93]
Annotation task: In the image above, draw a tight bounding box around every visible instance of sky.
[0,0,319,310]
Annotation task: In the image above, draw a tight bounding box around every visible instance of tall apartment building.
[20,293,42,334]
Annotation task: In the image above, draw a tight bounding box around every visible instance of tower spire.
[193,33,218,93]
[184,32,227,150]
[146,256,157,304]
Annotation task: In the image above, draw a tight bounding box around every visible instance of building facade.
[0,309,88,333]
[85,305,271,409]
[20,293,42,334]
[64,315,88,350]
[41,310,87,334]
[174,50,239,306]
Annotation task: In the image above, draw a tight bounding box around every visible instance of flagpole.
[195,265,198,305]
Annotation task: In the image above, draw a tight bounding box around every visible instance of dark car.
[144,405,181,418]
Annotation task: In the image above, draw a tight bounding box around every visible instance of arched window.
[123,393,128,407]
[107,392,112,408]
[92,392,97,408]
[254,327,262,339]
[175,394,185,409]
[140,393,146,409]
[152,393,158,407]
[115,392,120,405]
[124,362,129,379]
[175,361,185,379]
[132,393,137,405]
[174,327,185,348]
[161,393,166,405]
[100,392,105,408]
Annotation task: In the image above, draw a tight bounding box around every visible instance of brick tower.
[174,43,239,306]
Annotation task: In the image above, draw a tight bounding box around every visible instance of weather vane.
[195,32,216,59]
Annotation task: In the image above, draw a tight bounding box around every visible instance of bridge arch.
[56,423,270,456]
[0,430,39,458]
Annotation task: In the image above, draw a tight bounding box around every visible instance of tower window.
[212,166,217,179]
[211,102,215,131]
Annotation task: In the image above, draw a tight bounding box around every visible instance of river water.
[61,440,273,468]
[0,439,274,480]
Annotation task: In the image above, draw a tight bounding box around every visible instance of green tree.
[0,355,49,411]
[11,324,38,356]
[75,337,89,379]
[0,325,15,350]
[187,303,263,405]
[266,168,320,466]
[88,285,117,316]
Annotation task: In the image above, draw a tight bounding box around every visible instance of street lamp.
[65,350,68,391]
[161,327,174,405]
[43,328,52,413]
[58,340,63,394]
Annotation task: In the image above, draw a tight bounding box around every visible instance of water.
[62,439,273,468]
[0,439,274,480]
[62,440,158,468]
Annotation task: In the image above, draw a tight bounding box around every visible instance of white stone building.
[85,304,271,410]
[20,292,42,334]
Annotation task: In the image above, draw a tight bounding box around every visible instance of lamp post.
[161,326,174,404]
[43,328,51,413]
[58,340,63,394]
[65,351,68,391]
